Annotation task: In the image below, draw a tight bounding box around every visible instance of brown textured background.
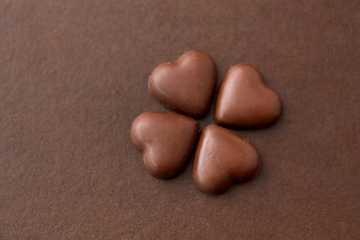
[1,0,359,239]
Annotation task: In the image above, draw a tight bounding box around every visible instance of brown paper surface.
[1,1,359,239]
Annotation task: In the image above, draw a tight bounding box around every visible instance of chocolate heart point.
[148,51,217,117]
[193,125,261,194]
[215,64,282,129]
[130,111,199,179]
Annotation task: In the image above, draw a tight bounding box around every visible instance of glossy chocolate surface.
[148,50,216,117]
[130,111,199,179]
[193,125,261,194]
[215,64,282,129]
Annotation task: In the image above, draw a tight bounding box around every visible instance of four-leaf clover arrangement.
[130,51,281,194]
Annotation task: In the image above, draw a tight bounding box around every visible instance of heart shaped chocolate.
[130,111,199,179]
[193,125,261,194]
[148,51,217,117]
[215,64,282,129]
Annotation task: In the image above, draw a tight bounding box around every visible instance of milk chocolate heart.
[215,64,282,129]
[130,111,199,179]
[193,125,261,194]
[148,51,217,117]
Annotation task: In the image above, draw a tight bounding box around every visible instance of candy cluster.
[130,51,281,194]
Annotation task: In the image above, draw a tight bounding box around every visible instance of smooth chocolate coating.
[193,125,261,194]
[130,111,199,179]
[148,51,217,117]
[215,64,282,129]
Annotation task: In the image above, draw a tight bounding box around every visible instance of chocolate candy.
[148,50,217,117]
[215,64,282,129]
[130,111,199,179]
[193,125,261,194]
